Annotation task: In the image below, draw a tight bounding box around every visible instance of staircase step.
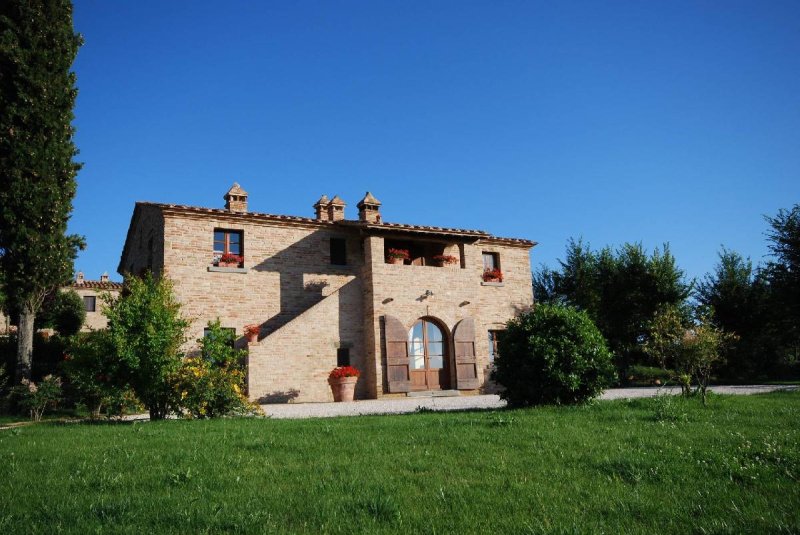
[406,390,461,398]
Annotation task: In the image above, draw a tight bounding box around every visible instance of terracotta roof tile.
[138,201,535,246]
[71,280,123,291]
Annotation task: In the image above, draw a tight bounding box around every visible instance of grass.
[1,392,799,534]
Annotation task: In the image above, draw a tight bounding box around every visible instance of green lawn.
[1,392,799,534]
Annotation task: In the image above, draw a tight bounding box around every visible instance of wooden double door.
[408,319,450,391]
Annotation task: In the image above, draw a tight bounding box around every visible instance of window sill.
[208,266,249,274]
[481,281,505,287]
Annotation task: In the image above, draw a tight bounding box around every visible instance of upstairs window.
[482,252,500,271]
[213,229,244,266]
[83,296,96,312]
[330,238,347,265]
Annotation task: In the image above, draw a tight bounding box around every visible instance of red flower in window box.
[216,253,243,267]
[483,268,503,282]
[328,366,360,402]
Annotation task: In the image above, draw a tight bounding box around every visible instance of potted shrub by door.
[244,324,260,343]
[328,366,360,402]
[386,248,410,265]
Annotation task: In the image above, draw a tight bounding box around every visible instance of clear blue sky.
[69,1,800,283]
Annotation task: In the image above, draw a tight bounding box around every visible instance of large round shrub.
[493,304,615,406]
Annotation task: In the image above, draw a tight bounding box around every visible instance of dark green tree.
[533,239,691,378]
[763,204,800,371]
[696,249,771,378]
[0,0,84,381]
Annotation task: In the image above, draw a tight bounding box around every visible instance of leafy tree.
[643,304,687,371]
[493,304,615,407]
[0,0,84,381]
[534,239,691,378]
[104,274,188,420]
[37,289,85,336]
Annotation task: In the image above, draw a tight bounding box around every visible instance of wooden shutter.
[384,315,411,393]
[453,317,479,390]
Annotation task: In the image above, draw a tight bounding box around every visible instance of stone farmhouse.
[118,184,535,402]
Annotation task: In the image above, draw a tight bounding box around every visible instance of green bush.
[63,330,130,418]
[493,304,615,407]
[105,273,188,420]
[12,375,62,421]
[171,321,256,418]
[37,290,86,337]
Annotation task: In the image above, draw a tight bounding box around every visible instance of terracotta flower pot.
[388,257,404,265]
[328,376,358,402]
[246,332,259,343]
[218,261,240,268]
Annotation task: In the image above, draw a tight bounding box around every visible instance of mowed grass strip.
[1,392,798,534]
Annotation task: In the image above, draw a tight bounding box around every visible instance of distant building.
[119,184,536,403]
[70,272,122,330]
[0,273,122,335]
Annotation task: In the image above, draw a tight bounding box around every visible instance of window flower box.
[215,253,243,268]
[483,268,503,283]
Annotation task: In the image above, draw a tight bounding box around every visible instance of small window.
[337,348,350,367]
[483,252,500,271]
[330,238,347,265]
[488,330,503,363]
[83,296,96,312]
[213,229,244,266]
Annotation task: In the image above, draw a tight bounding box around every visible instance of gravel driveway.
[260,384,797,419]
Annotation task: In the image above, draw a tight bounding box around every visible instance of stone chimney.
[313,195,329,220]
[224,182,248,213]
[100,272,109,283]
[357,192,382,223]
[327,195,346,222]
[75,272,84,284]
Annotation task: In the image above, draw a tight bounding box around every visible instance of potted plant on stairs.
[244,324,260,343]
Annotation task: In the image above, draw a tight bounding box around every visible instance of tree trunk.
[16,304,35,382]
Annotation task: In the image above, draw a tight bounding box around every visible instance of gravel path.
[260,384,797,419]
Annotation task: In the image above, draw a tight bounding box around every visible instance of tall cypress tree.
[0,0,84,381]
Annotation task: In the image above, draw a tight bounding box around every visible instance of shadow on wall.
[250,232,358,339]
[257,389,300,404]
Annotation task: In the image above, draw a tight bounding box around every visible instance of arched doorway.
[408,318,450,391]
